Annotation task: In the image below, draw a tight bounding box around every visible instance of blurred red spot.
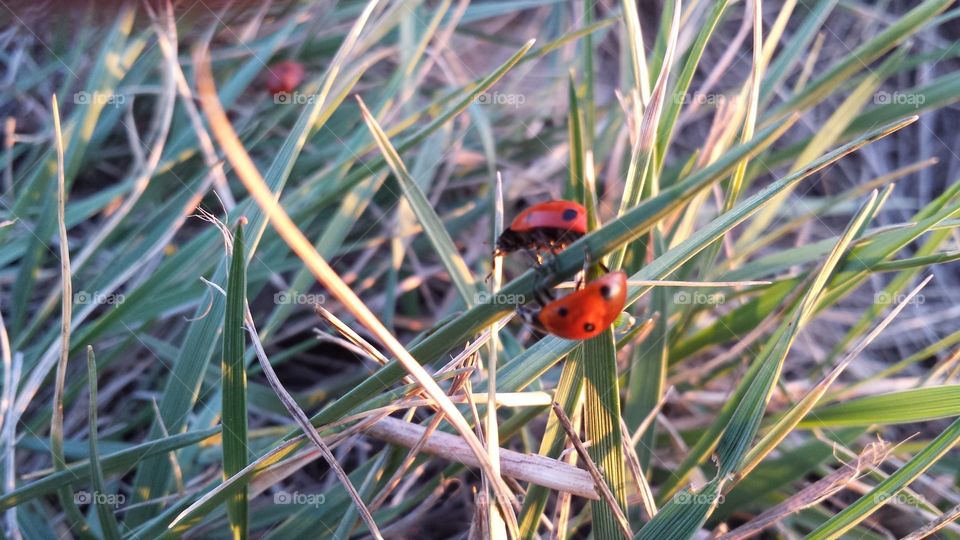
[266,60,305,95]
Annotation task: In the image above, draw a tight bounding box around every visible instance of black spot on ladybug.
[557,307,569,317]
[583,322,595,332]
[562,208,578,221]
[600,285,612,299]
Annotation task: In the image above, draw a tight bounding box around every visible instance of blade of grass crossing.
[180,118,907,535]
[764,0,952,121]
[304,39,536,206]
[293,116,836,437]
[86,347,122,540]
[620,0,651,103]
[739,276,931,476]
[717,190,876,475]
[222,222,249,540]
[657,150,906,498]
[758,0,837,106]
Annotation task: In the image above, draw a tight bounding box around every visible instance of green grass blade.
[222,222,249,540]
[517,349,584,538]
[582,157,628,538]
[0,429,219,511]
[800,386,960,427]
[655,0,730,164]
[86,347,122,540]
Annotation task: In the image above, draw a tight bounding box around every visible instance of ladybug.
[537,271,627,340]
[266,60,305,95]
[495,200,587,258]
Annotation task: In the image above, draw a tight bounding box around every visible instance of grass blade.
[49,94,93,539]
[85,347,121,540]
[222,221,249,540]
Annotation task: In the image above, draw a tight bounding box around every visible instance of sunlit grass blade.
[742,47,908,247]
[800,385,960,427]
[739,276,932,477]
[517,348,584,538]
[655,0,729,165]
[765,0,952,120]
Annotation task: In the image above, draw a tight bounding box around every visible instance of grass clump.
[1,1,960,539]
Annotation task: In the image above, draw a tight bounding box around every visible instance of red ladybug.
[266,60,305,95]
[495,200,587,257]
[537,271,627,340]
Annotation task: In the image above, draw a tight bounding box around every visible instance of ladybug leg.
[541,248,563,278]
[519,248,542,267]
[530,264,557,306]
[533,285,555,307]
[517,303,548,334]
[581,246,594,272]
